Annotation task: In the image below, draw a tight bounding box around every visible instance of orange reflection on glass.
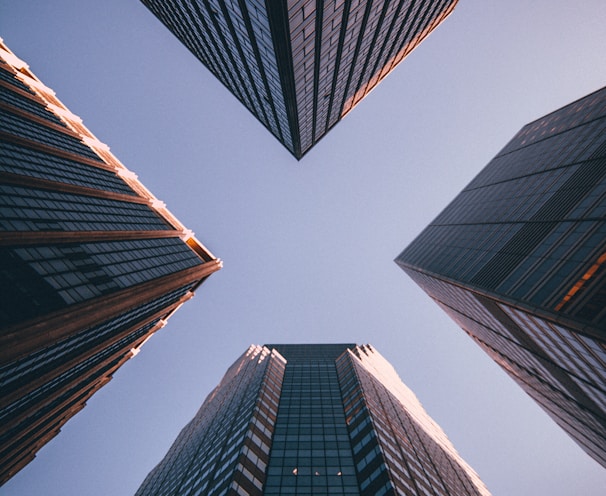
[340,7,455,118]
[555,252,606,311]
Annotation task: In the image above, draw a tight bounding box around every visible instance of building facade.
[0,40,221,483]
[396,87,606,467]
[136,343,490,495]
[140,0,458,159]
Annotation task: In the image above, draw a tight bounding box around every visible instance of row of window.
[0,62,34,94]
[471,111,606,188]
[1,108,99,160]
[502,88,606,155]
[13,238,202,306]
[0,183,170,232]
[504,306,606,411]
[0,78,65,126]
[1,319,158,424]
[0,140,136,195]
[0,284,193,392]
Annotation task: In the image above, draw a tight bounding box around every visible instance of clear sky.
[2,1,606,495]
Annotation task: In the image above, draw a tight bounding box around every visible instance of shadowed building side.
[0,40,221,484]
[140,0,458,159]
[396,86,606,467]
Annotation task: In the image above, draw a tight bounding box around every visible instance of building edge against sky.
[0,39,221,484]
[396,86,606,467]
[139,0,458,159]
[136,343,491,496]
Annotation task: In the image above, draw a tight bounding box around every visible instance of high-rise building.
[136,343,490,495]
[396,87,606,467]
[0,40,222,484]
[140,0,458,159]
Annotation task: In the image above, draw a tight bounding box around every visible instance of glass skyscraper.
[136,343,490,495]
[0,40,221,483]
[140,0,458,159]
[396,87,606,467]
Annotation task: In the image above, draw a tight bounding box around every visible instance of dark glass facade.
[263,344,359,495]
[136,344,490,495]
[0,41,222,484]
[140,0,458,159]
[396,86,606,467]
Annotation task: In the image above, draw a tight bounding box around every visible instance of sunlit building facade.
[136,343,490,495]
[396,86,606,467]
[140,0,458,159]
[0,40,221,484]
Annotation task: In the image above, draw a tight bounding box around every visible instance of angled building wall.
[396,86,606,467]
[0,40,221,484]
[140,0,458,159]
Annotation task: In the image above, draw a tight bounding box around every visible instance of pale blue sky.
[2,1,606,495]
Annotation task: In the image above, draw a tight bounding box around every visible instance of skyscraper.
[0,40,221,483]
[140,0,458,159]
[396,87,606,467]
[136,343,490,495]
